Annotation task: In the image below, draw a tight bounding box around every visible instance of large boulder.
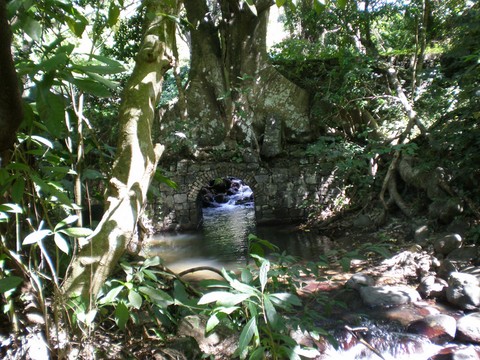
[359,285,421,307]
[407,314,457,344]
[446,272,480,310]
[456,312,480,344]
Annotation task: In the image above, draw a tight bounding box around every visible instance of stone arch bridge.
[152,157,339,232]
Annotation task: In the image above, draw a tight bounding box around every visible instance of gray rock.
[446,272,480,310]
[260,115,283,158]
[359,285,421,307]
[456,312,480,344]
[345,273,375,291]
[407,314,457,344]
[417,275,448,299]
[434,234,462,256]
[450,346,480,360]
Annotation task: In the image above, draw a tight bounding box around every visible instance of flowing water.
[145,182,478,359]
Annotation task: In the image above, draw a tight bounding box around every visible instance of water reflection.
[146,203,334,273]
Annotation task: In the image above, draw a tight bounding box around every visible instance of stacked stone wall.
[152,157,340,232]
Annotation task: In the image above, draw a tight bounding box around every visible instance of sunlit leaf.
[98,285,124,305]
[128,290,143,309]
[275,0,287,7]
[23,229,52,245]
[138,286,173,307]
[237,317,257,359]
[31,135,54,149]
[263,294,279,328]
[259,260,270,293]
[0,203,23,214]
[56,216,79,231]
[58,227,94,238]
[198,291,252,307]
[206,314,220,333]
[54,233,70,254]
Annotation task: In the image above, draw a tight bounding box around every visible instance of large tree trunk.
[161,0,312,156]
[62,0,178,302]
[0,0,23,161]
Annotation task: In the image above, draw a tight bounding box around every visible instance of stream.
[146,181,479,359]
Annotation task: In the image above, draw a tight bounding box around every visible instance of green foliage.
[96,257,176,331]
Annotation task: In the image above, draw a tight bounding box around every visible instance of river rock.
[359,285,421,307]
[448,346,480,360]
[434,234,462,256]
[446,272,480,310]
[418,275,448,299]
[345,273,375,291]
[456,312,480,344]
[407,314,457,344]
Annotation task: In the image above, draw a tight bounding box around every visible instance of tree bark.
[161,0,311,154]
[0,0,23,162]
[62,0,178,302]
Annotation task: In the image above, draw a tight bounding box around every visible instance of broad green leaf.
[0,203,23,214]
[31,135,54,149]
[71,78,111,97]
[98,285,124,305]
[210,292,252,307]
[263,294,278,328]
[249,346,266,360]
[0,276,23,293]
[259,260,270,293]
[108,3,121,27]
[39,53,69,72]
[82,169,104,180]
[54,233,70,254]
[23,229,52,245]
[206,314,220,333]
[54,215,79,231]
[23,17,42,41]
[143,256,161,268]
[115,301,129,330]
[72,63,125,75]
[11,178,25,203]
[85,72,120,90]
[270,293,302,307]
[128,290,143,309]
[58,227,93,238]
[138,286,173,307]
[237,317,257,359]
[65,17,87,37]
[89,54,125,68]
[275,0,287,7]
[241,268,253,284]
[313,0,326,13]
[36,90,65,138]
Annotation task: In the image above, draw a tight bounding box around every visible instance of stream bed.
[145,182,480,359]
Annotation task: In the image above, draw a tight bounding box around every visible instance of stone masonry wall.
[152,157,340,232]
